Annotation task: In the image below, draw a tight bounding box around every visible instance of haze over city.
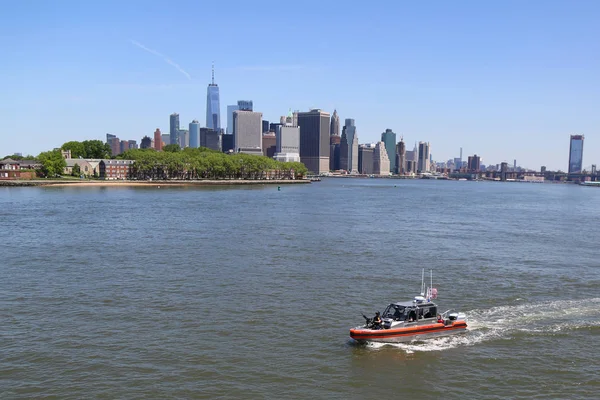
[1,0,599,171]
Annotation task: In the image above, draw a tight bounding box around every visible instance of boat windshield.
[383,304,406,320]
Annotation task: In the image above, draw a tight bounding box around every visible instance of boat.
[349,271,467,343]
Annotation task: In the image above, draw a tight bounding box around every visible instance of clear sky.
[1,0,599,170]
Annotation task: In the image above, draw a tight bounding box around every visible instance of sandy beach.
[0,179,311,187]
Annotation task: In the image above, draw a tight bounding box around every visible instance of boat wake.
[364,297,600,353]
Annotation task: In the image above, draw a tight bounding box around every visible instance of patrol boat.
[349,271,467,344]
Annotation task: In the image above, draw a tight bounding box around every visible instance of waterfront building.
[200,128,221,151]
[297,109,330,174]
[373,141,391,175]
[467,155,481,172]
[330,109,340,136]
[418,142,430,173]
[274,112,301,163]
[396,138,406,174]
[381,129,397,173]
[238,100,253,111]
[233,110,263,155]
[206,64,221,130]
[568,134,584,174]
[170,113,180,147]
[329,134,341,171]
[140,136,152,149]
[263,132,277,157]
[189,120,200,148]
[227,105,239,134]
[358,144,374,175]
[153,129,162,151]
[339,131,349,171]
[343,119,358,173]
[99,159,135,180]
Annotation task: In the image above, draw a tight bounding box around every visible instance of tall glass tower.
[568,134,584,174]
[169,113,179,147]
[381,129,397,173]
[206,64,221,130]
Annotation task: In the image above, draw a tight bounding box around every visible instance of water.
[1,179,599,399]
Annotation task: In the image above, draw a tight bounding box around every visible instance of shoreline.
[0,179,311,187]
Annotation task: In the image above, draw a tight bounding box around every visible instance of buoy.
[277,186,281,191]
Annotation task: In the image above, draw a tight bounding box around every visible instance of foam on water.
[364,298,600,353]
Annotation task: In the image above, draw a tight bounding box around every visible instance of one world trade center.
[206,63,221,130]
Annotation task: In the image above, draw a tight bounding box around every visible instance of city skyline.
[2,1,600,170]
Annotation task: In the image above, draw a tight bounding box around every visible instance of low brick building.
[99,159,135,180]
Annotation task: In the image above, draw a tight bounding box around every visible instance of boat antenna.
[420,268,425,296]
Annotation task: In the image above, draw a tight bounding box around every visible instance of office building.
[262,120,270,133]
[153,129,162,151]
[297,109,330,174]
[140,136,152,149]
[161,134,170,148]
[329,134,341,171]
[233,110,263,155]
[206,64,221,130]
[274,112,301,162]
[418,142,430,173]
[222,134,234,153]
[179,129,189,148]
[169,113,179,147]
[358,144,374,175]
[381,129,397,173]
[467,154,481,172]
[262,132,277,158]
[189,120,200,148]
[238,100,253,111]
[343,119,358,173]
[568,134,584,174]
[330,109,340,136]
[200,128,221,151]
[227,105,239,134]
[107,135,120,156]
[373,141,391,175]
[396,138,406,174]
[339,132,349,171]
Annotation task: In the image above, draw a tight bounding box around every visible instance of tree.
[82,140,111,159]
[61,141,86,158]
[163,144,181,153]
[37,149,67,177]
[72,163,81,177]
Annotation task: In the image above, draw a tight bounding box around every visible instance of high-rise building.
[297,109,331,174]
[568,134,584,174]
[343,119,358,173]
[107,135,120,156]
[381,129,397,173]
[358,144,374,175]
[262,120,270,133]
[189,120,200,148]
[206,64,221,130]
[140,136,152,149]
[237,100,253,111]
[274,111,301,163]
[222,134,234,153]
[330,109,340,136]
[418,142,430,173]
[396,138,406,174]
[339,131,349,171]
[329,134,341,171]
[153,129,162,151]
[227,105,239,134]
[467,154,481,172]
[178,129,189,148]
[161,134,170,148]
[233,110,263,155]
[200,128,221,151]
[262,132,277,158]
[169,113,179,147]
[373,141,391,175]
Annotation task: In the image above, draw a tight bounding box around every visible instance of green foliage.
[163,144,181,153]
[61,141,85,158]
[120,148,307,180]
[37,149,67,177]
[72,163,81,177]
[2,154,35,160]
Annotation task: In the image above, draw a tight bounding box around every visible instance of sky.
[1,0,599,170]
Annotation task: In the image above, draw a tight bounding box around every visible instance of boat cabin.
[381,298,438,327]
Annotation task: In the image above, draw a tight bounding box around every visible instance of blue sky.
[1,0,599,170]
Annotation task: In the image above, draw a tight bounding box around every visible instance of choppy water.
[1,179,599,399]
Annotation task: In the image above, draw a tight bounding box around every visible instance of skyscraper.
[568,134,584,174]
[297,109,331,174]
[274,111,301,163]
[373,142,391,175]
[418,142,430,173]
[237,100,253,111]
[233,110,263,155]
[343,119,358,173]
[396,138,406,174]
[189,120,200,148]
[329,134,341,171]
[169,113,179,147]
[358,144,374,175]
[140,136,152,149]
[467,155,481,172]
[330,109,340,136]
[262,120,270,133]
[226,105,239,134]
[339,131,349,171]
[381,129,397,173]
[206,64,221,130]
